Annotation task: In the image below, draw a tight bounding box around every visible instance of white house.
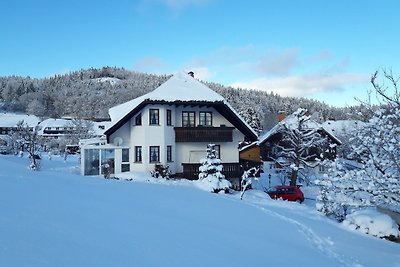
[80,72,257,184]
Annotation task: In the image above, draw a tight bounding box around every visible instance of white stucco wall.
[105,103,247,176]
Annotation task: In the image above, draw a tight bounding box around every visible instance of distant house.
[80,72,258,186]
[38,118,110,140]
[0,113,40,135]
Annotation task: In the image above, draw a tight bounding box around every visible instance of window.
[182,111,195,127]
[135,146,142,162]
[135,113,142,125]
[121,164,130,172]
[167,109,172,126]
[150,146,160,163]
[122,149,129,162]
[199,112,212,126]
[167,145,172,162]
[149,109,159,125]
[214,145,221,159]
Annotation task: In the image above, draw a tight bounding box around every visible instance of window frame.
[149,146,160,163]
[199,111,212,126]
[214,144,221,159]
[135,146,142,163]
[149,109,160,125]
[122,148,129,162]
[182,111,196,127]
[167,145,172,162]
[166,109,172,126]
[135,113,142,125]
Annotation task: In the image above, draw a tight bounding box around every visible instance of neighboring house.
[240,112,342,176]
[257,113,342,162]
[38,118,77,139]
[38,118,110,139]
[0,113,41,134]
[80,72,257,186]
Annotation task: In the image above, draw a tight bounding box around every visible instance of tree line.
[0,66,374,131]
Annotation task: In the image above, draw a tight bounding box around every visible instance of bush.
[151,164,171,179]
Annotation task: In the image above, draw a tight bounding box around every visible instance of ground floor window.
[167,145,172,162]
[84,149,100,175]
[214,145,220,159]
[84,148,115,176]
[121,164,130,172]
[101,149,115,176]
[122,148,129,162]
[135,146,142,162]
[150,146,160,163]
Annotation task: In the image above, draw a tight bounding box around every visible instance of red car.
[266,185,304,203]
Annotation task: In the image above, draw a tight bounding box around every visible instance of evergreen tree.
[198,144,231,193]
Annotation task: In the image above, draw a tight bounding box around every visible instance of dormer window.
[199,112,212,126]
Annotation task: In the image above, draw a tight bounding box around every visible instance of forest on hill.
[0,67,368,131]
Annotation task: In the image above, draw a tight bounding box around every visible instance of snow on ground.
[0,155,399,267]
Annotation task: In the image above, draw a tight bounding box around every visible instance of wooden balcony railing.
[174,127,234,142]
[181,162,242,180]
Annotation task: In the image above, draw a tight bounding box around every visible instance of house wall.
[239,145,261,163]
[108,104,245,175]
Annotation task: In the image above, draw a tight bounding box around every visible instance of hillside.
[0,67,365,131]
[0,154,399,267]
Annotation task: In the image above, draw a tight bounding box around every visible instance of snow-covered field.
[0,155,399,267]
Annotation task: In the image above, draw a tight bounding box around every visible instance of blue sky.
[1,0,399,107]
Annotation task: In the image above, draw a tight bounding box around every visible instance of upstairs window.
[182,111,195,127]
[199,112,212,126]
[149,109,159,125]
[167,109,172,126]
[135,113,142,125]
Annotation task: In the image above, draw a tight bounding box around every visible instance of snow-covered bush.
[198,144,231,193]
[343,209,400,240]
[240,167,260,200]
[151,164,171,179]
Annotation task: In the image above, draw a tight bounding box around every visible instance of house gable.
[104,72,257,142]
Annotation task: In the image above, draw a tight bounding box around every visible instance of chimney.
[278,111,286,122]
[188,71,194,78]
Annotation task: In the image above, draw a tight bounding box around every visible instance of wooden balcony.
[174,126,234,142]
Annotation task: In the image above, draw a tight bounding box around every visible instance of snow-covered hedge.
[342,209,400,239]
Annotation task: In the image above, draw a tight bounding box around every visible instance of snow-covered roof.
[0,113,41,127]
[109,72,225,122]
[322,120,365,137]
[39,118,72,128]
[258,113,342,145]
[106,72,257,140]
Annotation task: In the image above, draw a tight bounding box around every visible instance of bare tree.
[13,121,41,170]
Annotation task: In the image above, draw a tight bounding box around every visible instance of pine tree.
[198,144,231,193]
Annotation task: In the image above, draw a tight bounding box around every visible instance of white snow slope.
[0,155,399,267]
